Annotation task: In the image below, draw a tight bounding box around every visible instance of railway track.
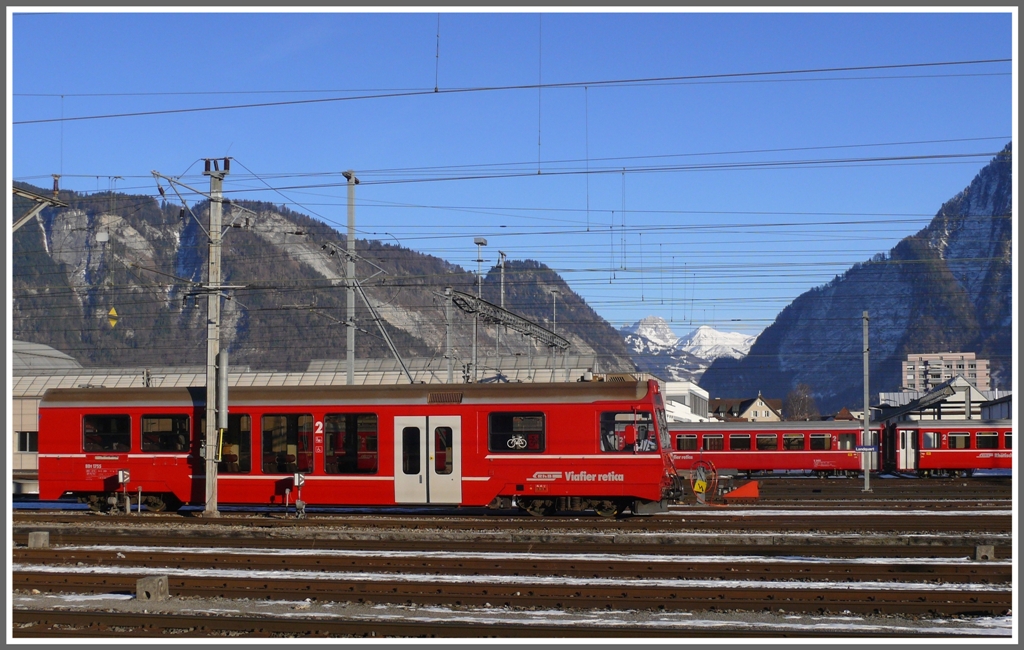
[12,527,1010,560]
[722,476,1012,503]
[12,478,1012,637]
[11,608,956,639]
[14,546,1011,584]
[12,568,1010,617]
[12,513,1011,540]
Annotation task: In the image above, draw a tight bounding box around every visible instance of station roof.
[12,341,83,372]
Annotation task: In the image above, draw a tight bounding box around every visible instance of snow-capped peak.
[620,317,757,383]
[620,316,680,350]
[676,325,756,361]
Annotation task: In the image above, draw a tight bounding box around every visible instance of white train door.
[898,428,917,472]
[393,416,462,504]
[427,416,462,504]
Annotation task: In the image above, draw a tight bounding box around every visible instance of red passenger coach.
[668,421,880,477]
[38,380,683,517]
[886,420,1012,478]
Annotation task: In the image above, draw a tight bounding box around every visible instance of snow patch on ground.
[12,563,1011,592]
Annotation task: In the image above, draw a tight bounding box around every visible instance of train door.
[862,428,879,471]
[897,428,917,472]
[393,416,462,504]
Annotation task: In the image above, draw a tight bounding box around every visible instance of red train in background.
[668,419,1012,478]
[38,380,683,517]
[888,420,1012,478]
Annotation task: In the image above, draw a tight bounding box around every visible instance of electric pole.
[344,171,359,385]
[862,310,872,493]
[551,288,559,380]
[472,237,486,382]
[203,157,229,517]
[445,286,453,383]
[497,251,506,364]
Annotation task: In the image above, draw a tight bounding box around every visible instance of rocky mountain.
[699,142,1013,414]
[621,317,755,382]
[12,186,635,374]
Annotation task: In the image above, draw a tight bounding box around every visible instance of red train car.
[886,419,1012,477]
[38,380,683,517]
[667,421,881,477]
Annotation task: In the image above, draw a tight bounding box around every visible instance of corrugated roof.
[13,357,650,398]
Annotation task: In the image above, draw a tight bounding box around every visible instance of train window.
[489,412,545,453]
[261,414,314,474]
[756,434,778,450]
[702,435,724,451]
[675,434,697,451]
[324,413,378,474]
[1005,432,1012,449]
[948,432,970,450]
[809,434,831,451]
[434,426,454,474]
[83,415,131,452]
[402,426,421,474]
[600,411,656,452]
[783,434,805,451]
[655,408,670,450]
[922,432,940,449]
[141,415,190,452]
[976,432,999,449]
[220,414,251,474]
[838,434,856,450]
[729,434,751,451]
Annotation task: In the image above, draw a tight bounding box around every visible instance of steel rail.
[12,572,1011,616]
[11,530,1013,560]
[13,548,1011,584]
[10,609,937,638]
[12,510,1013,533]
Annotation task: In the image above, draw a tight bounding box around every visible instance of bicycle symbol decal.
[507,434,528,449]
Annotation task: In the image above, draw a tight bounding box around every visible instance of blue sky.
[10,10,1015,336]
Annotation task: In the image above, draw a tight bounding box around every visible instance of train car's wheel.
[520,498,555,517]
[592,500,620,518]
[78,495,102,512]
[144,494,182,513]
[965,469,974,478]
[144,496,167,512]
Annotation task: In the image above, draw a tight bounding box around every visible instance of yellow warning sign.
[693,479,707,494]
[108,307,118,328]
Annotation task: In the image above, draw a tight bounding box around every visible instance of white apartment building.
[662,381,710,422]
[902,352,990,392]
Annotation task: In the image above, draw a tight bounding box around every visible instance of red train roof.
[40,380,655,409]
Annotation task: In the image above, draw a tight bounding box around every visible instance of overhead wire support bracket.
[318,239,414,384]
[445,289,570,351]
[352,278,415,384]
[151,170,259,236]
[12,186,69,233]
[320,241,386,282]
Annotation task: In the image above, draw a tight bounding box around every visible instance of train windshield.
[655,408,669,450]
[600,411,658,452]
